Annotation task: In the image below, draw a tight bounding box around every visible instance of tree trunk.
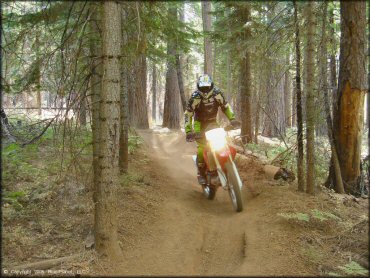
[240,54,253,143]
[35,30,42,116]
[176,5,186,113]
[226,50,231,102]
[95,1,122,259]
[213,43,217,80]
[262,59,275,138]
[162,6,180,129]
[128,3,149,129]
[79,91,87,126]
[176,55,186,112]
[320,2,345,194]
[240,4,253,144]
[119,7,129,173]
[262,59,284,138]
[316,5,328,137]
[89,3,101,204]
[133,54,149,129]
[202,1,213,75]
[284,52,292,128]
[329,4,337,115]
[152,64,157,123]
[254,63,264,144]
[293,0,305,192]
[331,1,367,194]
[305,1,316,194]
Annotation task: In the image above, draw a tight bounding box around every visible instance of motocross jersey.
[184,87,235,134]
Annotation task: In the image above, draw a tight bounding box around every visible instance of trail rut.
[113,128,312,276]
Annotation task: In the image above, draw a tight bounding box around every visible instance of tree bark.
[293,0,305,192]
[152,64,157,123]
[175,5,186,113]
[128,2,149,129]
[331,1,367,194]
[35,30,42,116]
[176,55,186,112]
[240,54,253,143]
[284,52,292,128]
[329,4,337,114]
[119,6,129,173]
[320,2,345,194]
[95,1,122,259]
[262,60,285,138]
[162,6,180,129]
[89,3,101,203]
[316,4,329,137]
[240,4,253,144]
[132,54,149,129]
[226,50,231,102]
[202,1,213,75]
[79,91,87,126]
[305,1,316,194]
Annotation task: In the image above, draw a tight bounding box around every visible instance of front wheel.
[202,184,216,200]
[225,161,243,212]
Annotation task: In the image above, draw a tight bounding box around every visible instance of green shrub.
[338,261,368,276]
[128,135,143,154]
[3,190,27,210]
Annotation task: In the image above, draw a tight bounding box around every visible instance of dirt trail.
[113,128,312,276]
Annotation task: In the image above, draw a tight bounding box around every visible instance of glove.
[230,119,241,128]
[186,133,194,142]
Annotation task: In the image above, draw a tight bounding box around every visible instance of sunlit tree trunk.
[94,1,122,259]
[331,1,367,194]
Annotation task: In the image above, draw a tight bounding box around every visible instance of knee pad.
[196,158,206,169]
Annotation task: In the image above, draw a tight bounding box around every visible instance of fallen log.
[11,253,83,270]
[263,165,295,181]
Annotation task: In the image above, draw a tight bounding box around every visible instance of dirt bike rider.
[184,74,240,185]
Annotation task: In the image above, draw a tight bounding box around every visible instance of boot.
[197,162,207,185]
[209,170,220,186]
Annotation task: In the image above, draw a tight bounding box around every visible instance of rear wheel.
[225,161,243,212]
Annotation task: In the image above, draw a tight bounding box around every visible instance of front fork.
[209,147,231,190]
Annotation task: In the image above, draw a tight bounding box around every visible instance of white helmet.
[197,74,214,94]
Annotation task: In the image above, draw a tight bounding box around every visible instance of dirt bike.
[190,122,244,212]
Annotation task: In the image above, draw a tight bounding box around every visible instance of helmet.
[197,74,214,94]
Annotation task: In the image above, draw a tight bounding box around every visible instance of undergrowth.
[245,133,331,186]
[2,119,144,212]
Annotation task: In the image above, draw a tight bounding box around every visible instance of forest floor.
[2,127,369,276]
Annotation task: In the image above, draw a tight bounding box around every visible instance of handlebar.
[224,123,241,131]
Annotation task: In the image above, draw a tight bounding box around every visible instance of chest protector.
[194,94,219,123]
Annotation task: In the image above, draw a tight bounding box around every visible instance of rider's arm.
[184,110,193,134]
[214,88,236,121]
[185,92,202,133]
